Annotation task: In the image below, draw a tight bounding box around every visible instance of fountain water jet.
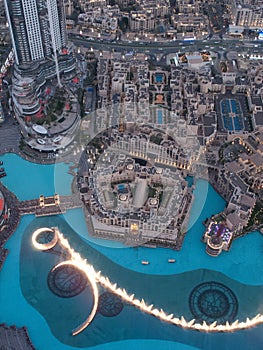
[32,227,263,335]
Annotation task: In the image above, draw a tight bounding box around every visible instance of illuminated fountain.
[32,227,58,250]
[53,261,99,336]
[32,227,263,336]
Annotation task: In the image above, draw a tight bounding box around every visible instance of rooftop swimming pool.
[155,74,164,83]
[157,110,163,124]
[0,153,262,350]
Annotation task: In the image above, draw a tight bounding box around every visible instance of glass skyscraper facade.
[4,0,68,66]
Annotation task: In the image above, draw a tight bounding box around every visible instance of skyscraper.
[4,0,75,117]
[5,0,67,65]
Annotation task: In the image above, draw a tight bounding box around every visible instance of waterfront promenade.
[0,182,20,258]
[0,117,20,156]
[0,115,74,165]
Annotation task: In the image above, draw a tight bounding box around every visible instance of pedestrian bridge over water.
[18,194,82,217]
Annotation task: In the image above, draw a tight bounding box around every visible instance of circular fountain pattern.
[48,263,88,298]
[98,292,124,317]
[189,282,238,324]
[32,227,58,250]
[32,230,100,336]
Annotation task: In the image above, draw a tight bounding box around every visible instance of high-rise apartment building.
[5,0,69,66]
[4,0,75,117]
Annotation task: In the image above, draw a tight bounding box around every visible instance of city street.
[69,33,263,55]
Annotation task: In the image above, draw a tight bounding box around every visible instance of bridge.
[18,194,83,217]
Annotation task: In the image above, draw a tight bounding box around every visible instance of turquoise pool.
[155,74,164,83]
[157,110,163,124]
[0,153,262,350]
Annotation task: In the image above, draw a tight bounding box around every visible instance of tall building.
[5,0,67,65]
[4,0,75,117]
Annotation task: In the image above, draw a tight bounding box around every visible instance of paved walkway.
[0,116,77,164]
[0,117,45,163]
[0,117,20,155]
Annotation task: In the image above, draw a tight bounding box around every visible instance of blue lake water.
[0,153,72,199]
[0,153,263,350]
[63,185,263,285]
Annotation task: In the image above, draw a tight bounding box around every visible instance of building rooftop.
[229,174,249,193]
[254,112,263,127]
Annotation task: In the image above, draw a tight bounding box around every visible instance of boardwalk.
[19,195,82,217]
